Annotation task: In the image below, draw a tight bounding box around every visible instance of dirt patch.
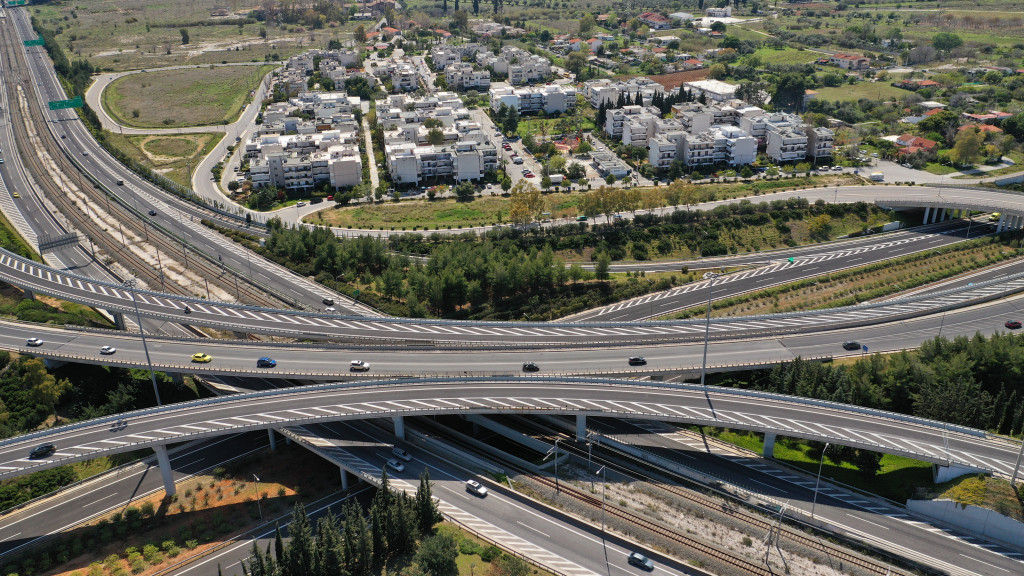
[648,69,711,91]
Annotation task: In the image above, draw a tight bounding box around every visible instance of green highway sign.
[23,38,44,47]
[48,96,83,110]
[8,1,29,7]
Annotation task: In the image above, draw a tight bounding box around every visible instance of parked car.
[627,552,654,571]
[100,345,117,355]
[29,443,56,459]
[522,362,540,372]
[350,359,371,371]
[1005,320,1022,329]
[392,447,412,461]
[525,173,535,178]
[385,459,405,473]
[512,157,524,164]
[628,356,647,366]
[257,357,277,368]
[465,479,488,497]
[842,341,862,351]
[26,337,43,347]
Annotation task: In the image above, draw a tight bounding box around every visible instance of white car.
[26,337,43,347]
[350,360,370,371]
[99,346,117,355]
[325,307,336,313]
[465,480,488,497]
[392,447,412,461]
[385,459,405,473]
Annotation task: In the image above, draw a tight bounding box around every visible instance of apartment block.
[488,84,577,114]
[583,77,664,107]
[806,127,835,159]
[375,92,470,130]
[445,63,491,90]
[430,43,486,71]
[766,126,808,163]
[477,46,551,85]
[384,140,497,184]
[591,149,631,178]
[249,144,362,191]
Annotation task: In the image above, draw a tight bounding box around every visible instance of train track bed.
[421,415,915,576]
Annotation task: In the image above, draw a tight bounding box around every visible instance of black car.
[628,356,647,366]
[148,209,157,216]
[29,443,55,459]
[1005,320,1022,330]
[522,362,539,372]
[627,552,654,571]
[322,297,335,306]
[842,341,862,351]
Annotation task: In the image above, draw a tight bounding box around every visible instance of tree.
[807,214,833,240]
[579,13,596,37]
[454,181,476,202]
[772,73,807,112]
[452,10,468,30]
[932,32,963,52]
[710,20,726,33]
[949,127,985,167]
[416,533,459,576]
[24,358,71,423]
[595,251,610,280]
[508,180,542,226]
[416,469,441,535]
[852,449,883,480]
[442,0,448,13]
[565,51,588,78]
[565,162,586,180]
[708,63,727,80]
[455,0,460,11]
[502,106,519,135]
[605,173,616,185]
[427,128,445,145]
[180,28,190,45]
[489,555,531,576]
[473,0,480,14]
[595,101,607,131]
[355,25,367,43]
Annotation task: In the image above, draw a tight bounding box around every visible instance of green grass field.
[814,82,910,103]
[108,132,222,187]
[751,46,821,65]
[103,65,273,128]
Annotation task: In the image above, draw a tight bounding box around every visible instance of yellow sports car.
[191,352,213,363]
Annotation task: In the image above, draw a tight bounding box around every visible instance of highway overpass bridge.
[0,377,1018,499]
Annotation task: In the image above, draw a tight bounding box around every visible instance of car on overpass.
[1006,320,1022,329]
[28,443,55,459]
[26,337,43,347]
[842,341,862,351]
[385,458,405,473]
[628,356,647,366]
[392,447,412,461]
[99,346,116,355]
[257,357,277,368]
[191,352,213,363]
[522,362,539,372]
[349,360,370,371]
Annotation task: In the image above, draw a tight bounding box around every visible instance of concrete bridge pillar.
[268,429,277,450]
[997,214,1007,233]
[923,207,931,224]
[393,416,405,440]
[1015,215,1024,230]
[576,413,587,442]
[763,432,777,458]
[340,468,350,490]
[933,463,987,483]
[154,444,176,498]
[112,312,126,331]
[169,373,184,385]
[22,289,34,301]
[943,208,950,221]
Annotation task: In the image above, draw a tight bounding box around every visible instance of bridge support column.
[923,207,931,224]
[268,429,277,450]
[393,416,405,441]
[943,208,951,221]
[340,468,350,490]
[576,413,586,441]
[112,312,126,331]
[154,445,176,498]
[763,433,777,458]
[232,331,249,340]
[22,289,34,301]
[997,214,1007,233]
[1015,215,1023,230]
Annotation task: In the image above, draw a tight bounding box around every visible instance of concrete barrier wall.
[994,173,1024,186]
[905,499,1024,550]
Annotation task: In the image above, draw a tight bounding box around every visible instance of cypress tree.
[473,0,479,14]
[416,469,442,535]
[274,524,284,563]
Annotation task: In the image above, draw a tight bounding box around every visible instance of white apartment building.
[384,140,497,184]
[604,105,644,139]
[477,46,551,85]
[705,6,732,18]
[591,149,631,178]
[375,92,470,130]
[621,113,660,147]
[584,77,664,107]
[766,126,808,163]
[445,63,491,90]
[430,43,486,70]
[683,79,739,103]
[249,145,362,191]
[488,84,577,114]
[806,127,835,160]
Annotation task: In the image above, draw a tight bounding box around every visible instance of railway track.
[0,16,286,309]
[500,416,911,576]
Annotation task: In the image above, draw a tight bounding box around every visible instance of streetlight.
[811,442,830,519]
[544,438,560,494]
[253,473,264,522]
[123,279,162,406]
[696,270,720,414]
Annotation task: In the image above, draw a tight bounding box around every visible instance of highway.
[586,417,1024,576]
[0,433,270,558]
[1,10,372,315]
[0,375,1017,483]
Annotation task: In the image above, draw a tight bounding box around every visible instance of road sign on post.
[8,1,29,7]
[48,96,82,110]
[23,38,44,47]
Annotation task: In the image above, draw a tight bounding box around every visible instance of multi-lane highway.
[0,376,1016,483]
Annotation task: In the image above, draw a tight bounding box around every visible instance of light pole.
[253,473,263,522]
[123,279,162,406]
[544,438,560,494]
[699,272,720,399]
[811,442,830,519]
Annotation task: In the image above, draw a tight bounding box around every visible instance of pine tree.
[274,524,284,563]
[615,91,625,108]
[416,469,442,535]
[287,504,315,576]
[455,0,459,11]
[443,0,448,13]
[595,101,607,131]
[473,0,480,14]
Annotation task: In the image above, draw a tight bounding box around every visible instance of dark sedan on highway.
[842,341,862,351]
[257,357,277,368]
